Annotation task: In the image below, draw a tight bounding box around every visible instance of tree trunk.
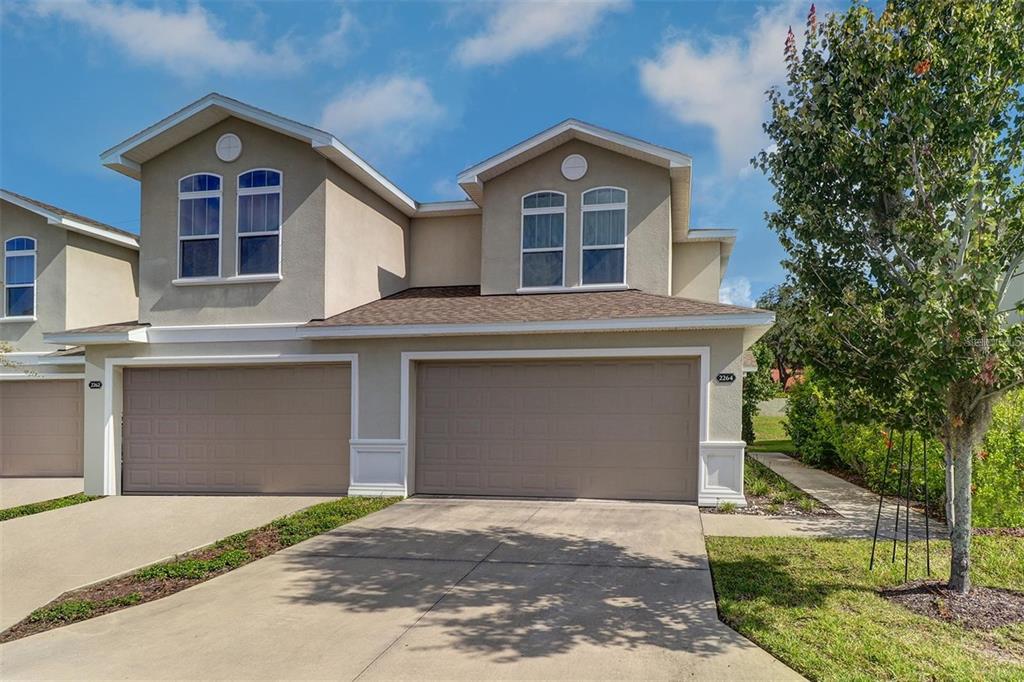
[945,433,973,594]
[942,389,996,595]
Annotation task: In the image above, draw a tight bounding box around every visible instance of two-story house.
[1,190,139,477]
[46,93,772,505]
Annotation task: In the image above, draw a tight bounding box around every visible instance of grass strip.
[0,493,102,522]
[2,496,401,642]
[707,535,1024,681]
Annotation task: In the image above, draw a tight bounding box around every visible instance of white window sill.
[516,283,629,295]
[173,274,282,286]
[0,315,37,323]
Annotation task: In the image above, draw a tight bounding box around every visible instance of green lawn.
[748,414,796,454]
[0,494,101,522]
[707,535,1024,681]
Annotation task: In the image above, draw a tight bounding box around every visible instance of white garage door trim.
[101,354,358,496]
[353,347,716,499]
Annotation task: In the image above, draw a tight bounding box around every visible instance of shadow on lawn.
[279,522,733,663]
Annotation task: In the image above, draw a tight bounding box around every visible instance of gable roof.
[456,119,693,204]
[1,189,139,249]
[100,93,419,217]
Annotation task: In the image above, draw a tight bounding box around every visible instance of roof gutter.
[43,328,149,346]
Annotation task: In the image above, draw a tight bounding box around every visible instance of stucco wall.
[408,214,482,287]
[65,232,139,330]
[1,201,67,351]
[81,327,749,494]
[323,164,410,318]
[672,241,721,302]
[138,117,329,325]
[480,140,672,295]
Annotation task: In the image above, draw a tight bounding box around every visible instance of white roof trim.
[1,191,139,249]
[298,312,775,339]
[414,200,481,217]
[100,93,418,216]
[681,229,737,242]
[0,351,85,366]
[43,328,149,346]
[457,119,692,192]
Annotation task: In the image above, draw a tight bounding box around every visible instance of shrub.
[783,370,840,467]
[974,390,1024,528]
[742,342,776,443]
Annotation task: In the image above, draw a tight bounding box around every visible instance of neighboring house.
[46,93,773,505]
[1,190,139,477]
[1002,265,1023,326]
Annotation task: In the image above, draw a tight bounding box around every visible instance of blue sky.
[0,0,820,305]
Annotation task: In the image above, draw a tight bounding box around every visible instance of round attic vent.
[561,154,588,181]
[216,133,242,162]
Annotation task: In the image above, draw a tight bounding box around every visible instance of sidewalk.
[702,452,947,539]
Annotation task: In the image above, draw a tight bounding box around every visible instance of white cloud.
[315,8,361,63]
[639,2,802,175]
[455,0,630,67]
[25,1,303,77]
[720,277,755,307]
[320,76,445,161]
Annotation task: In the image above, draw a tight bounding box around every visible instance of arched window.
[4,237,36,318]
[178,173,222,279]
[237,169,282,275]
[520,191,566,289]
[581,187,627,285]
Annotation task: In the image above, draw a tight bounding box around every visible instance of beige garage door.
[0,379,84,477]
[415,358,700,501]
[122,364,350,494]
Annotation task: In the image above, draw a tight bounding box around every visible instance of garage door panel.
[123,364,350,494]
[1,380,84,477]
[415,358,699,501]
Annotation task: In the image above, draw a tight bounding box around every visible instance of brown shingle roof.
[306,286,769,328]
[59,321,149,334]
[2,189,137,239]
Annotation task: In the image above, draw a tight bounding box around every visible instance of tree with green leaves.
[757,0,1023,593]
[742,341,776,444]
[755,283,803,389]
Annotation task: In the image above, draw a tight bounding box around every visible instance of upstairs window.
[581,187,627,285]
[237,169,282,275]
[4,237,36,317]
[178,173,221,278]
[521,191,566,288]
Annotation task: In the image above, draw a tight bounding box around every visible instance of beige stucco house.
[46,93,773,505]
[1,190,139,477]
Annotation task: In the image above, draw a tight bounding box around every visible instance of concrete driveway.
[0,478,83,508]
[1,497,799,680]
[0,494,331,630]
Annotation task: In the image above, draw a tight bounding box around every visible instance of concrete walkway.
[703,452,947,539]
[0,478,83,508]
[1,498,801,680]
[0,495,330,630]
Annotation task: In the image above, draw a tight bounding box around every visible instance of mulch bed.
[703,495,839,517]
[881,579,1024,630]
[975,527,1024,538]
[0,526,285,643]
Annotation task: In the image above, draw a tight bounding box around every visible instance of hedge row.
[784,373,1024,528]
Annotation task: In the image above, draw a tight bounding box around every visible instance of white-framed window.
[580,187,627,285]
[237,169,282,276]
[4,236,36,317]
[521,191,566,288]
[178,173,222,278]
